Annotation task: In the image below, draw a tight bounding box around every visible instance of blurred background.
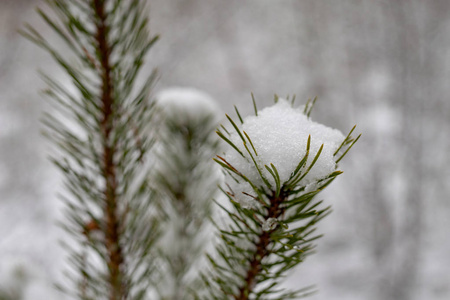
[1,0,449,299]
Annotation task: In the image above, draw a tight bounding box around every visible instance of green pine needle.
[251,92,258,116]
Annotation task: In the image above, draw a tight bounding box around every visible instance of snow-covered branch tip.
[152,88,221,300]
[201,96,360,300]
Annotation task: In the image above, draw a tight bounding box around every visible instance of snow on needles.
[223,99,345,206]
[156,87,220,125]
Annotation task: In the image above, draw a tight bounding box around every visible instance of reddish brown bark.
[234,192,287,300]
[93,1,125,299]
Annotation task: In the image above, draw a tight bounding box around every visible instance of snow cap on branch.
[224,98,345,203]
[156,87,220,124]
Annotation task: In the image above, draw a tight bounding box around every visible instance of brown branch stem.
[234,192,287,300]
[93,1,125,299]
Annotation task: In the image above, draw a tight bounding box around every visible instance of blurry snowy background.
[1,0,449,299]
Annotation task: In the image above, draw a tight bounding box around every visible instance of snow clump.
[153,86,222,188]
[223,98,345,205]
[262,218,278,231]
[156,87,220,125]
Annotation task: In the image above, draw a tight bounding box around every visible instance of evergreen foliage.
[22,0,159,299]
[23,0,360,299]
[200,97,360,300]
[152,90,221,300]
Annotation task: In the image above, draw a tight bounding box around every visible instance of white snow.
[155,87,220,124]
[262,217,278,231]
[223,99,345,205]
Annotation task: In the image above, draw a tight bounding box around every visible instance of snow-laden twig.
[201,96,360,300]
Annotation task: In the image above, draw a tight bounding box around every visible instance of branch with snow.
[153,88,222,300]
[201,96,360,300]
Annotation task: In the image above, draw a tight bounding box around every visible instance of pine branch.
[93,0,124,298]
[153,89,221,300]
[23,0,159,299]
[235,191,287,299]
[201,97,359,299]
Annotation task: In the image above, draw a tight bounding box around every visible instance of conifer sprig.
[202,98,359,300]
[152,91,220,300]
[23,0,158,299]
